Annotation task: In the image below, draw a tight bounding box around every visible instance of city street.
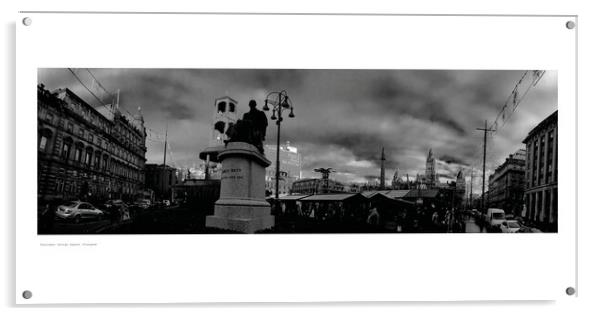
[41,206,502,234]
[464,217,488,233]
[104,205,222,234]
[42,218,115,234]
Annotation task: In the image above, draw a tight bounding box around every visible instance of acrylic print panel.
[35,68,558,235]
[17,13,576,303]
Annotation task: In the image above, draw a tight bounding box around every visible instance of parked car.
[500,220,521,233]
[55,201,105,223]
[103,199,125,209]
[517,226,543,233]
[134,199,152,209]
[103,199,130,222]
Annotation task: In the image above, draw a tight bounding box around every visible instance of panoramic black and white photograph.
[36,68,558,234]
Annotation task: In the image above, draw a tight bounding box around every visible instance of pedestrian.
[475,213,482,232]
[367,205,379,225]
[41,202,55,233]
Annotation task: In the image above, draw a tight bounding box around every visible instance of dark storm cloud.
[304,131,383,162]
[250,69,306,88]
[114,70,198,120]
[38,68,557,186]
[364,175,381,182]
[368,73,467,135]
[439,154,468,166]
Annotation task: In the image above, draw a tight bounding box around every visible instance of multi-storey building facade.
[37,84,146,202]
[264,141,302,196]
[487,149,526,216]
[144,164,179,200]
[523,111,558,231]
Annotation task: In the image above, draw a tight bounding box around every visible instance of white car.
[500,220,521,233]
[55,201,105,223]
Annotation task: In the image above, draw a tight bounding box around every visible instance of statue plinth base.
[205,142,273,233]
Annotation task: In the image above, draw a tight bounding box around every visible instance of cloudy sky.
[38,68,557,190]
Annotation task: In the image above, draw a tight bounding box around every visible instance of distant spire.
[380,147,386,190]
[425,148,438,189]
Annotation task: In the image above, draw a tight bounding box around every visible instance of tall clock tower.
[210,96,238,146]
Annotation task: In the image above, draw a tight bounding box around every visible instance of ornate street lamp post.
[264,90,295,199]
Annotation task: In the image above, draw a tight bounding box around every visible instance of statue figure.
[225,100,268,154]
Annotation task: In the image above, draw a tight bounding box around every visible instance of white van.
[486,208,506,229]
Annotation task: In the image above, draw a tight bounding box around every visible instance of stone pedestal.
[205,142,274,233]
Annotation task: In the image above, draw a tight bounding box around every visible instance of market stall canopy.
[277,195,310,201]
[300,193,368,202]
[361,190,410,200]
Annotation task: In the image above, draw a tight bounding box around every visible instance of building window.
[84,148,93,165]
[56,179,65,193]
[39,129,52,151]
[74,146,82,162]
[39,136,48,151]
[61,138,73,159]
[214,121,226,134]
[94,153,100,168]
[217,101,226,113]
[67,123,74,133]
[229,102,236,112]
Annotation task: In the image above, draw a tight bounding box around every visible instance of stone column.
[548,189,553,225]
[543,130,550,185]
[535,191,541,223]
[534,140,540,187]
[552,126,558,183]
[542,189,548,223]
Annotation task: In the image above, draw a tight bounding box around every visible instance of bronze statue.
[225,100,268,154]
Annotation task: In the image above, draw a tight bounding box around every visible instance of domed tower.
[210,96,238,146]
